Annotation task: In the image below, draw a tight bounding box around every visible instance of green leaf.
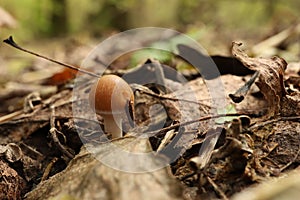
[215,104,237,124]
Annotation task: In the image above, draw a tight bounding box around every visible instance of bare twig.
[136,87,212,109]
[206,176,229,200]
[3,36,100,78]
[146,113,247,136]
[0,110,23,123]
[280,143,300,172]
[49,105,74,160]
[41,157,59,181]
[248,116,300,130]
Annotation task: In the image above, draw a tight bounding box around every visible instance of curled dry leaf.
[0,143,23,163]
[231,42,300,118]
[4,143,23,163]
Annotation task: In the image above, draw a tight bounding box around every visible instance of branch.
[3,36,100,78]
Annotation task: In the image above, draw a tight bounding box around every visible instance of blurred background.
[0,0,299,114]
[1,0,299,44]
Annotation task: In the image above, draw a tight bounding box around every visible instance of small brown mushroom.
[89,75,134,139]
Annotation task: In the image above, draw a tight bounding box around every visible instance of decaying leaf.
[231,42,300,118]
[0,159,25,200]
[1,31,299,200]
[0,143,23,163]
[24,137,183,200]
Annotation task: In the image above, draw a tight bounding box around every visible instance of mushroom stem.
[102,114,123,139]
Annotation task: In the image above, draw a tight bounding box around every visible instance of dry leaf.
[24,137,183,200]
[232,42,299,118]
[0,159,25,200]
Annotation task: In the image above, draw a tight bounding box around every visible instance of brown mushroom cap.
[89,75,134,115]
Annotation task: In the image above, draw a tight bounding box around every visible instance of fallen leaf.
[44,68,77,86]
[232,42,299,118]
[0,159,25,199]
[24,137,183,200]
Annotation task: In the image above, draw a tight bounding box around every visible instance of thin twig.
[0,110,23,123]
[41,157,59,181]
[206,176,229,200]
[248,116,300,130]
[145,113,246,136]
[3,36,100,78]
[280,143,300,172]
[137,88,213,109]
[49,105,74,159]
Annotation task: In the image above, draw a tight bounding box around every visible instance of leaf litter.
[0,36,299,200]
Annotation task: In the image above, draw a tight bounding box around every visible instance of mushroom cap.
[89,75,134,115]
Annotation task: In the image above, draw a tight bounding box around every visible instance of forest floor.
[0,25,299,200]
